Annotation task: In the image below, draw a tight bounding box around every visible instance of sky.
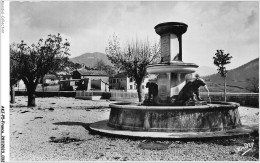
[10,1,259,70]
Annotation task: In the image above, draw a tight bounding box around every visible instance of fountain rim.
[154,22,188,29]
[109,101,240,110]
[154,22,188,36]
[146,62,199,68]
[146,62,199,74]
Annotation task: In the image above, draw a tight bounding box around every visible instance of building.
[42,74,59,86]
[109,72,128,91]
[14,80,26,91]
[109,72,156,93]
[72,68,109,91]
[59,79,80,91]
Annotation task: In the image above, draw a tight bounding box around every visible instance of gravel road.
[9,96,259,161]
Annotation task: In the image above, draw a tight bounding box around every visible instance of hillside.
[202,58,259,93]
[70,52,113,68]
[196,66,216,76]
[70,53,259,93]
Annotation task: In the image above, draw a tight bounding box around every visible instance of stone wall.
[15,91,76,97]
[200,92,259,107]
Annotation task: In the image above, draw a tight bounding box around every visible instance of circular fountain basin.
[147,62,198,74]
[89,101,257,139]
[108,102,242,132]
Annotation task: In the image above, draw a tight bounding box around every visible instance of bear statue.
[176,75,209,106]
[145,82,158,102]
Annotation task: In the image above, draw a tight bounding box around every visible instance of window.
[116,79,119,83]
[130,78,133,82]
[130,85,133,89]
[142,85,144,89]
[113,79,116,83]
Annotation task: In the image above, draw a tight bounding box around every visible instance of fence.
[110,91,139,99]
[16,85,60,92]
[35,85,60,92]
[75,90,111,100]
[75,90,142,102]
[109,91,146,102]
[14,90,258,107]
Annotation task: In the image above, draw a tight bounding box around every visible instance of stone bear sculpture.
[176,78,207,105]
[146,82,158,101]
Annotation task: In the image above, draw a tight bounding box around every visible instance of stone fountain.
[89,22,256,139]
[147,22,198,106]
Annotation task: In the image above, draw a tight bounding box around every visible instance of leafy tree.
[10,34,70,106]
[59,61,82,79]
[67,61,82,71]
[94,59,116,77]
[10,45,22,103]
[246,77,259,93]
[106,35,160,102]
[103,65,117,77]
[85,66,94,70]
[213,49,232,102]
[94,59,106,71]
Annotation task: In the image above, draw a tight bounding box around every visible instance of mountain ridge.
[70,52,113,68]
[202,58,259,92]
[70,52,259,92]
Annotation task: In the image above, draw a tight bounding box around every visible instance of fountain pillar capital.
[155,22,188,63]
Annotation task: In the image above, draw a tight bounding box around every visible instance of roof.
[76,68,108,76]
[111,72,127,78]
[44,74,59,80]
[59,79,81,82]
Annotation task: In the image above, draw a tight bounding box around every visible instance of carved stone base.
[184,100,207,106]
[143,98,207,106]
[173,100,207,106]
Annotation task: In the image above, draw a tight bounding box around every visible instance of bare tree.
[10,34,70,106]
[213,49,232,102]
[106,35,160,102]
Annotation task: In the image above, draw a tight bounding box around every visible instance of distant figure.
[177,74,209,104]
[146,82,158,101]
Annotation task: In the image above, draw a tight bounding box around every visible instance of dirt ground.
[9,96,259,161]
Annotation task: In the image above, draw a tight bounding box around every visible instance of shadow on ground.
[53,121,91,131]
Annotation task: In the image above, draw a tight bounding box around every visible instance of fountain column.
[147,22,198,105]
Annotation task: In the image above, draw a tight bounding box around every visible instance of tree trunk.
[10,85,15,104]
[27,84,37,107]
[28,90,36,107]
[224,77,227,102]
[136,82,143,102]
